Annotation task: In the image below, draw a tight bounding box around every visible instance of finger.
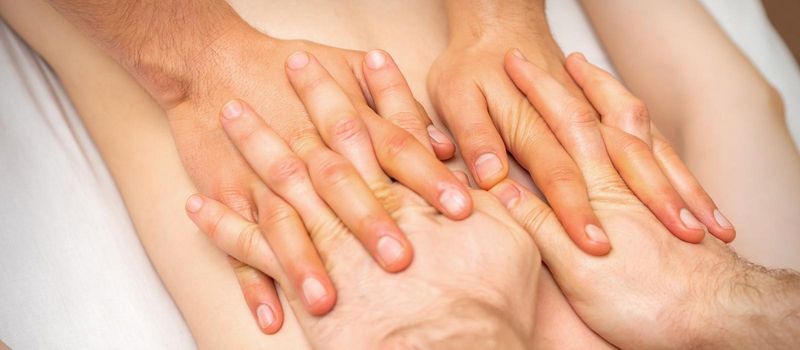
[253,187,337,315]
[185,194,286,332]
[362,49,455,157]
[361,112,473,219]
[228,258,285,334]
[601,126,706,243]
[651,129,736,242]
[488,180,570,253]
[565,53,652,146]
[285,51,385,184]
[220,99,413,272]
[453,170,470,186]
[505,105,611,255]
[505,49,618,190]
[436,83,508,189]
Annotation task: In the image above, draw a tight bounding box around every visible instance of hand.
[490,54,760,348]
[184,53,540,348]
[170,28,472,330]
[429,17,736,255]
[45,0,473,334]
[428,24,615,255]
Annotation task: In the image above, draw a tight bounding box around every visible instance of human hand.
[428,24,616,255]
[490,53,761,348]
[170,27,472,331]
[184,52,540,348]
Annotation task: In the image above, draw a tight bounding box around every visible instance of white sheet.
[1,0,798,348]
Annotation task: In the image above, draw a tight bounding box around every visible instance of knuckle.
[298,76,327,95]
[618,99,650,125]
[259,202,297,231]
[548,103,597,135]
[567,105,598,127]
[379,128,415,161]
[314,156,355,188]
[617,133,651,158]
[330,115,366,144]
[518,201,555,235]
[269,157,309,186]
[235,224,263,265]
[651,137,675,157]
[541,165,582,188]
[217,187,255,219]
[386,111,427,136]
[373,79,406,98]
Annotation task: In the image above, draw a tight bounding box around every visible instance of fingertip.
[438,185,473,220]
[185,194,204,214]
[286,50,311,70]
[364,49,390,71]
[489,180,523,209]
[580,224,612,256]
[472,151,508,189]
[256,303,284,334]
[427,125,456,160]
[375,234,414,273]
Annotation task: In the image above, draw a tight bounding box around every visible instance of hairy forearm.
[706,260,800,348]
[726,266,800,348]
[47,0,247,107]
[443,0,548,43]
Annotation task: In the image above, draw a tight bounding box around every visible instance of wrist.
[117,4,253,109]
[444,0,549,45]
[697,259,800,347]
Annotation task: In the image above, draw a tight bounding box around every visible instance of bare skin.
[581,0,800,270]
[2,0,799,348]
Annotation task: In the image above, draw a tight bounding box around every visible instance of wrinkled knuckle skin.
[379,129,415,162]
[269,157,309,187]
[519,201,555,238]
[386,111,427,137]
[236,224,263,266]
[567,106,598,128]
[616,134,651,159]
[541,165,582,189]
[259,203,297,234]
[217,187,255,219]
[373,79,407,99]
[314,157,354,189]
[330,116,365,144]
[298,76,326,96]
[619,99,650,127]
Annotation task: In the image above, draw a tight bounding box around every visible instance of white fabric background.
[1,1,798,348]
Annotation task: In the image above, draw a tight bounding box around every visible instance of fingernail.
[377,235,406,267]
[302,277,327,307]
[493,182,520,208]
[585,224,609,244]
[287,51,310,70]
[186,194,203,213]
[365,50,387,70]
[256,304,275,330]
[575,52,587,62]
[511,48,527,61]
[680,208,705,230]
[427,125,450,144]
[713,209,733,229]
[475,153,503,183]
[222,100,243,120]
[439,187,468,216]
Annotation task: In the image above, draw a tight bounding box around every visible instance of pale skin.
[2,0,800,348]
[32,0,747,331]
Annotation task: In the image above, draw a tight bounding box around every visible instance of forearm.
[47,0,248,107]
[706,260,800,348]
[444,0,549,43]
